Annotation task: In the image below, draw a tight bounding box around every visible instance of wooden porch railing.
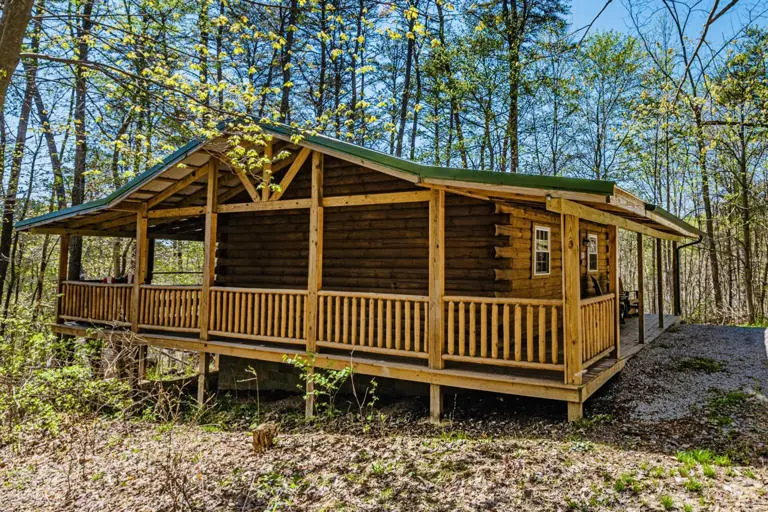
[580,293,617,367]
[60,281,133,326]
[208,287,308,345]
[443,296,564,371]
[60,283,623,375]
[316,291,429,359]
[139,285,202,333]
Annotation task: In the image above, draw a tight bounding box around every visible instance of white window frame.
[533,225,551,276]
[587,233,599,273]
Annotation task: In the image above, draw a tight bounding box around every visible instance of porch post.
[130,205,149,383]
[608,225,620,358]
[672,241,681,316]
[145,239,155,284]
[428,189,445,423]
[562,214,583,388]
[656,238,664,329]
[199,161,218,341]
[637,232,645,344]
[305,150,324,418]
[55,234,70,325]
[198,161,218,407]
[563,213,583,422]
[131,204,148,333]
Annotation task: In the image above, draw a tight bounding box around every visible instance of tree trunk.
[68,0,95,282]
[0,0,35,109]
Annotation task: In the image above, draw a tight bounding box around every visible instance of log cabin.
[16,124,700,421]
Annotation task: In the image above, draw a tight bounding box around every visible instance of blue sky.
[569,0,767,43]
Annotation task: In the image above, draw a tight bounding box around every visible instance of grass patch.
[660,494,675,510]
[706,390,751,426]
[614,473,641,494]
[676,357,726,373]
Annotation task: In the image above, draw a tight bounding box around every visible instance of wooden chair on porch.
[619,278,639,322]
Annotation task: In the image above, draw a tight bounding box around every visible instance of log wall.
[215,154,613,300]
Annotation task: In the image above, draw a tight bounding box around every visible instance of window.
[533,226,551,276]
[587,233,599,272]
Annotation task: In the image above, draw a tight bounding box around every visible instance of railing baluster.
[491,304,498,359]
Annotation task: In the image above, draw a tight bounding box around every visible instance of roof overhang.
[15,123,701,241]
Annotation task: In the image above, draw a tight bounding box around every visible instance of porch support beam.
[147,164,209,209]
[656,238,664,329]
[547,197,684,242]
[147,205,206,219]
[305,150,324,418]
[270,147,310,201]
[637,232,645,344]
[262,140,272,201]
[322,190,432,208]
[428,189,445,424]
[217,198,311,214]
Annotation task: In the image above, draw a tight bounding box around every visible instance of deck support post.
[137,345,148,381]
[55,234,73,361]
[608,225,620,358]
[567,401,583,422]
[428,189,445,424]
[305,151,324,418]
[55,234,70,324]
[656,238,664,329]
[199,162,218,341]
[637,233,645,344]
[562,214,582,386]
[197,351,211,407]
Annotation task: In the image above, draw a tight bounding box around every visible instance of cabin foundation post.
[427,189,445,424]
[197,351,211,407]
[567,401,583,422]
[637,233,645,343]
[305,151,324,418]
[656,238,664,329]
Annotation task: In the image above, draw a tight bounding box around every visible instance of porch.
[52,280,672,410]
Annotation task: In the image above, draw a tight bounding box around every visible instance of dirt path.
[1,324,766,511]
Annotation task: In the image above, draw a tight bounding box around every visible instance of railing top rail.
[62,281,133,288]
[211,286,308,295]
[318,289,429,302]
[140,284,203,290]
[579,293,617,306]
[443,295,562,306]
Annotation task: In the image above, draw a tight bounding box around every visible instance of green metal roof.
[266,123,617,196]
[22,122,697,234]
[16,136,209,230]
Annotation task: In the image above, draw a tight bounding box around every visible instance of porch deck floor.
[619,314,679,360]
[56,314,681,400]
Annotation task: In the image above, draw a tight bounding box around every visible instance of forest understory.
[1,324,766,512]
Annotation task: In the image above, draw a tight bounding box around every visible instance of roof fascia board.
[547,197,686,241]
